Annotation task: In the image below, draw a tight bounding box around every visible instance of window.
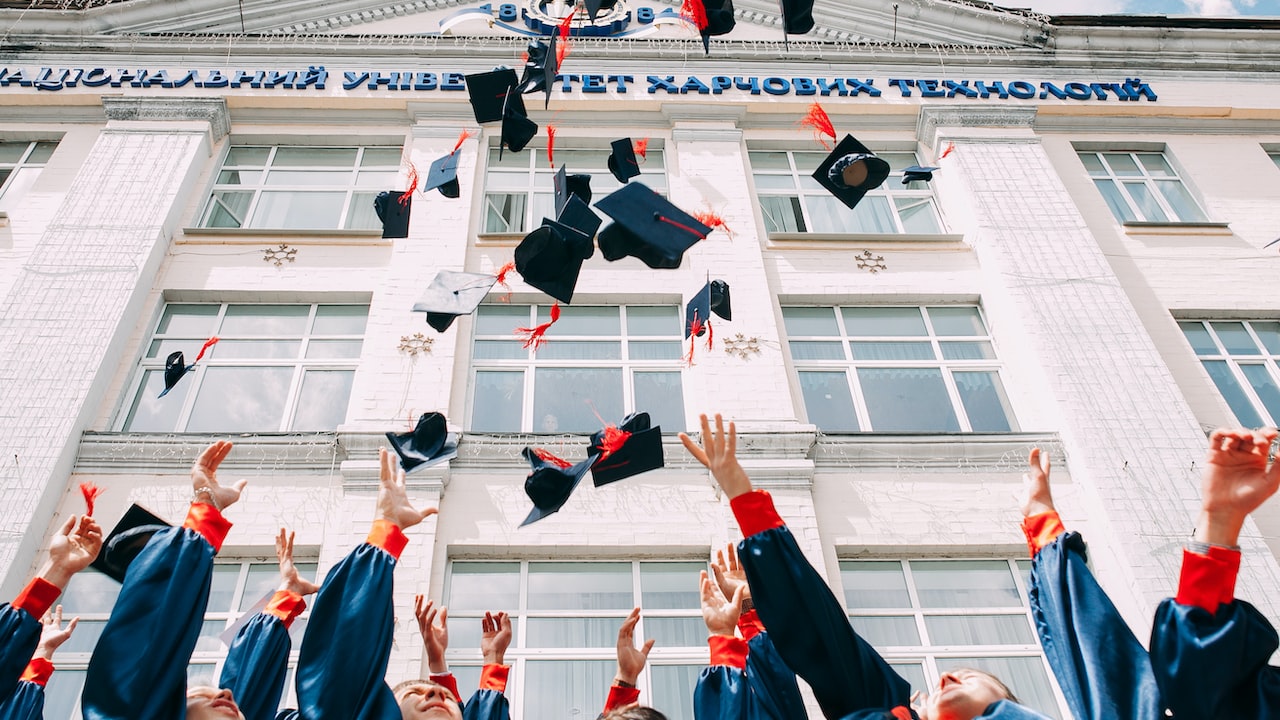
[470,304,685,433]
[122,303,368,433]
[749,149,942,235]
[1269,151,1280,173]
[46,557,318,720]
[783,306,1017,433]
[483,144,666,234]
[198,146,402,230]
[0,140,57,212]
[1077,150,1207,224]
[841,558,1064,719]
[445,560,706,720]
[1179,320,1280,427]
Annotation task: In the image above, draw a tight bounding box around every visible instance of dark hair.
[600,707,669,720]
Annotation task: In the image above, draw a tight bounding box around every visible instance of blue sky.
[1017,0,1280,15]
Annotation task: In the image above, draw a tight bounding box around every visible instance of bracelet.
[612,678,636,689]
[193,487,222,511]
[1187,540,1241,555]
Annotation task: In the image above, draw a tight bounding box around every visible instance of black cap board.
[583,0,618,21]
[374,191,411,238]
[780,0,815,34]
[516,37,558,109]
[554,165,593,215]
[424,152,461,199]
[607,138,641,183]
[513,219,592,304]
[520,447,600,527]
[902,165,940,184]
[812,135,891,211]
[413,270,499,332]
[465,68,525,124]
[685,279,732,339]
[499,89,539,161]
[594,182,710,270]
[700,0,736,54]
[90,504,172,584]
[160,351,190,398]
[589,412,665,486]
[386,412,459,472]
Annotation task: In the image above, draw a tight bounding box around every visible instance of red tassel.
[516,302,561,350]
[680,0,708,29]
[633,138,649,160]
[686,314,704,366]
[939,142,956,159]
[558,10,574,39]
[79,482,103,517]
[193,337,219,363]
[452,129,474,153]
[520,50,529,64]
[597,425,633,462]
[546,124,557,166]
[533,448,572,470]
[556,38,571,66]
[798,103,837,149]
[400,162,418,205]
[693,210,732,238]
[655,213,708,240]
[705,319,714,351]
[494,261,516,287]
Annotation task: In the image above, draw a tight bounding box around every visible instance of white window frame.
[1077,150,1208,224]
[0,140,58,211]
[1178,319,1280,427]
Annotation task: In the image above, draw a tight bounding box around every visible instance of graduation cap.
[812,135,891,211]
[607,138,642,183]
[424,152,461,199]
[159,337,219,398]
[513,213,595,304]
[700,0,736,54]
[584,0,618,21]
[902,165,939,185]
[780,0,815,34]
[89,504,171,584]
[588,412,665,486]
[595,182,711,270]
[465,68,525,124]
[554,165,593,215]
[520,447,600,527]
[386,412,459,473]
[374,191,412,238]
[685,279,731,339]
[499,90,539,161]
[413,270,499,332]
[516,37,558,109]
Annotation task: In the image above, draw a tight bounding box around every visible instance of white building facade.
[2,0,1280,717]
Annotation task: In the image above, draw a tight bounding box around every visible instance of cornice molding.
[916,105,1037,147]
[102,95,230,139]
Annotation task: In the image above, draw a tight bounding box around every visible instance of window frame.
[1178,318,1280,427]
[0,140,58,211]
[1076,149,1208,224]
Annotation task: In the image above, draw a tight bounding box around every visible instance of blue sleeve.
[1027,532,1161,720]
[743,631,806,720]
[739,525,910,719]
[462,688,510,720]
[1150,596,1280,718]
[220,613,292,720]
[295,544,399,720]
[0,608,40,704]
[0,682,43,720]
[81,526,216,720]
[695,665,749,720]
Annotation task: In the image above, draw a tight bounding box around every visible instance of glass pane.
[355,170,398,188]
[361,147,404,166]
[471,371,524,432]
[305,340,364,359]
[1092,179,1136,223]
[450,617,519,656]
[195,618,229,653]
[448,563,520,611]
[640,562,703,609]
[847,196,899,234]
[187,664,218,688]
[147,338,193,359]
[59,619,107,653]
[754,175,799,191]
[536,341,622,360]
[225,146,271,166]
[207,564,242,612]
[186,366,293,433]
[924,615,1034,645]
[789,341,845,361]
[940,342,997,360]
[60,570,121,614]
[1155,180,1208,222]
[265,169,353,186]
[221,305,310,336]
[123,369,187,432]
[474,340,528,360]
[650,665,700,720]
[850,615,920,646]
[1252,322,1280,355]
[476,305,531,335]
[484,193,526,233]
[526,617,625,648]
[806,195,867,234]
[1102,153,1140,175]
[627,306,680,336]
[911,560,1021,608]
[759,195,805,233]
[250,190,347,228]
[954,371,1016,432]
[541,305,620,336]
[842,307,928,337]
[214,340,301,359]
[217,170,262,185]
[633,371,685,432]
[1240,364,1280,424]
[939,657,1062,720]
[272,147,357,166]
[1203,360,1266,428]
[527,562,631,610]
[1137,153,1174,176]
[1179,322,1218,355]
[929,307,986,336]
[782,307,840,336]
[346,191,382,230]
[888,663,927,696]
[748,151,792,170]
[1076,153,1105,173]
[629,341,683,361]
[896,197,942,234]
[857,367,959,432]
[157,304,220,335]
[313,305,369,334]
[850,341,935,361]
[237,563,280,610]
[840,561,910,608]
[1211,322,1260,355]
[645,617,705,647]
[45,669,85,720]
[799,371,859,431]
[30,141,57,163]
[523,660,611,720]
[292,370,355,431]
[1123,182,1168,222]
[533,368,622,433]
[0,142,29,162]
[202,190,253,228]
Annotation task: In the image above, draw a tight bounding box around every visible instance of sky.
[1014,0,1280,15]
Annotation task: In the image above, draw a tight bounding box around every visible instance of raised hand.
[276,529,320,597]
[615,607,655,686]
[414,595,449,673]
[1020,448,1056,518]
[481,611,513,666]
[33,605,78,661]
[1197,427,1280,547]
[43,515,103,589]
[191,440,247,511]
[700,569,744,638]
[711,542,750,605]
[378,448,438,530]
[679,413,752,499]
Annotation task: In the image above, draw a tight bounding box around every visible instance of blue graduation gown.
[694,631,806,720]
[0,679,44,720]
[0,581,57,704]
[220,606,295,720]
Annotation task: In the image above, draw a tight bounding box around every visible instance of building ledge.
[767,232,967,249]
[812,431,1063,471]
[1122,221,1233,237]
[179,227,387,244]
[475,232,523,247]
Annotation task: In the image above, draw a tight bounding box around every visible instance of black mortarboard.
[588,412,665,486]
[700,0,736,54]
[386,412,459,472]
[516,37,558,110]
[520,447,600,527]
[424,151,461,199]
[513,214,595,303]
[158,337,218,398]
[780,0,814,34]
[413,270,499,332]
[554,165,593,215]
[554,194,601,249]
[901,165,940,184]
[684,279,732,338]
[607,138,641,183]
[465,68,524,124]
[499,90,539,161]
[595,182,711,269]
[90,504,171,584]
[583,0,618,21]
[812,135,891,211]
[374,191,411,238]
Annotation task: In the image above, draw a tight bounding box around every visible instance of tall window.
[445,560,706,720]
[1179,320,1280,427]
[841,558,1063,719]
[0,140,57,212]
[483,144,666,234]
[45,558,317,720]
[749,149,942,235]
[198,146,402,230]
[1077,150,1207,223]
[783,306,1016,432]
[122,303,368,433]
[470,304,685,433]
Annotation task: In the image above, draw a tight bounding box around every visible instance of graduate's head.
[920,668,1019,720]
[600,705,669,720]
[186,686,245,720]
[393,679,464,720]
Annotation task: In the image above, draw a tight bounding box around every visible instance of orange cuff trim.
[264,590,306,629]
[479,664,510,693]
[709,634,749,669]
[20,657,53,686]
[1021,511,1067,558]
[429,672,462,703]
[730,490,785,538]
[366,520,409,560]
[13,578,60,618]
[1177,547,1241,614]
[183,503,233,553]
[738,608,764,642]
[605,684,641,712]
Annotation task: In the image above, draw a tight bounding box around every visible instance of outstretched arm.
[463,612,513,720]
[0,607,79,720]
[601,608,653,713]
[693,571,748,720]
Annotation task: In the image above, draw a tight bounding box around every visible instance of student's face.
[395,682,464,720]
[923,670,1009,720]
[186,687,245,720]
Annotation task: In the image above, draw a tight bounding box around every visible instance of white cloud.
[1183,0,1243,14]
[1013,1,1133,14]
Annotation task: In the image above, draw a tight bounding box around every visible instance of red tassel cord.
[556,38,571,66]
[655,214,708,241]
[685,313,704,366]
[558,10,574,39]
[79,482,103,517]
[515,302,561,350]
[493,261,516,302]
[546,124,557,166]
[193,336,219,363]
[533,448,573,470]
[680,0,708,30]
[400,162,419,205]
[633,137,649,161]
[693,210,732,238]
[452,129,474,154]
[520,50,529,64]
[798,102,837,149]
[596,425,633,462]
[939,142,956,159]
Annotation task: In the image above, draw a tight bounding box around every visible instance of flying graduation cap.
[588,412,665,486]
[514,193,601,304]
[812,134,892,211]
[685,279,732,339]
[516,36,558,109]
[159,337,219,398]
[595,182,711,270]
[583,0,618,21]
[520,447,600,527]
[607,138,642,183]
[681,0,735,55]
[780,0,815,34]
[413,270,501,332]
[386,412,460,473]
[554,165,593,214]
[90,504,172,583]
[465,68,524,123]
[500,89,539,161]
[902,165,940,185]
[423,131,473,199]
[374,191,412,238]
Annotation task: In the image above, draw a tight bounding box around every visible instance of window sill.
[475,232,525,246]
[179,227,388,245]
[812,431,1063,471]
[1121,222,1232,236]
[767,232,967,248]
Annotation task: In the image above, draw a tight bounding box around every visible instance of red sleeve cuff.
[1021,511,1067,558]
[429,672,462,703]
[737,608,764,642]
[13,578,61,618]
[479,663,510,693]
[709,634,749,669]
[1176,546,1241,614]
[604,684,641,712]
[264,589,306,629]
[183,503,233,553]
[19,657,53,686]
[730,490,785,538]
[366,520,408,561]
